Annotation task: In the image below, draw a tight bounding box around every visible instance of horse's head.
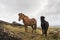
[18,13,25,21]
[40,16,45,21]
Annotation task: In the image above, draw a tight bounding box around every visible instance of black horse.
[40,16,49,36]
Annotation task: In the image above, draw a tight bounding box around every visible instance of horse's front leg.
[24,25,28,32]
[42,29,44,36]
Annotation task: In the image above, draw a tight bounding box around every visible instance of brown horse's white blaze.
[18,13,37,33]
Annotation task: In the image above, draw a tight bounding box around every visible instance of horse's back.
[41,20,49,29]
[31,18,36,21]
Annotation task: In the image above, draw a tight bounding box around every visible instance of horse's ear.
[18,13,22,15]
[22,14,25,16]
[41,16,45,18]
[18,13,20,16]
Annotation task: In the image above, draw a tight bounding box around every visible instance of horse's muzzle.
[18,19,20,21]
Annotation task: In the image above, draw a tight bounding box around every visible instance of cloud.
[0,0,60,26]
[39,0,60,16]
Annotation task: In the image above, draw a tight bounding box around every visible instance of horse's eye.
[20,15,21,18]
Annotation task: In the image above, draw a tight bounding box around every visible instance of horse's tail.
[32,18,37,30]
[31,18,37,24]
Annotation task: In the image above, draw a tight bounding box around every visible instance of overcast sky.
[0,0,60,27]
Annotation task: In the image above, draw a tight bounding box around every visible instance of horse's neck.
[25,16,29,19]
[41,20,45,23]
[22,16,30,21]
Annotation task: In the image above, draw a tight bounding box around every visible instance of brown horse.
[18,13,37,33]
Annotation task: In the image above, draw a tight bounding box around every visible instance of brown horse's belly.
[24,21,33,26]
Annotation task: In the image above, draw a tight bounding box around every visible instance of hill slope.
[0,20,60,40]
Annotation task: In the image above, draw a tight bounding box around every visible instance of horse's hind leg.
[33,24,37,33]
[31,25,33,33]
[31,23,37,34]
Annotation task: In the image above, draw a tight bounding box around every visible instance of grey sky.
[0,0,60,27]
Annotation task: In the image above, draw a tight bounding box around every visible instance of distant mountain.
[0,20,24,27]
[0,20,11,25]
[12,21,24,26]
[49,26,60,28]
